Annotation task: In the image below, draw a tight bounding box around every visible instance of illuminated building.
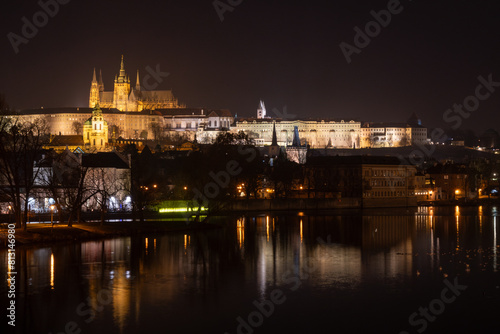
[89,55,183,111]
[233,102,427,148]
[83,104,108,150]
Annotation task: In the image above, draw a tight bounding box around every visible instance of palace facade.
[232,104,427,149]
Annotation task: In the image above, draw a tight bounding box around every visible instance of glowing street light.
[50,205,55,230]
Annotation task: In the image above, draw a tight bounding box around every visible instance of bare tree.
[43,151,96,226]
[149,121,164,142]
[72,121,83,135]
[86,165,130,226]
[64,162,93,227]
[109,124,123,139]
[0,114,50,230]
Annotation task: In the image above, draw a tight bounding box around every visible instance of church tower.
[89,68,100,108]
[98,69,104,92]
[83,104,109,150]
[113,55,131,111]
[257,100,266,119]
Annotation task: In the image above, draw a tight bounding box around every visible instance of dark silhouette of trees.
[0,106,50,230]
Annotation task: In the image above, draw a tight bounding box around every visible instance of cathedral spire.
[119,55,126,78]
[92,68,97,82]
[136,70,141,91]
[98,69,104,91]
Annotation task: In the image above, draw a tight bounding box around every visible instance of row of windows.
[366,170,411,177]
[370,180,406,187]
[442,175,466,179]
[364,191,414,197]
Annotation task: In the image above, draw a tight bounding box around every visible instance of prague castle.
[9,55,428,150]
[89,55,183,111]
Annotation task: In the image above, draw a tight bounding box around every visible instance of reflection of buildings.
[361,216,413,278]
[249,214,416,296]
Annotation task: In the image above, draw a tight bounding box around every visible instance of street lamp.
[50,205,55,229]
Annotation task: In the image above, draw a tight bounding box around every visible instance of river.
[1,206,499,334]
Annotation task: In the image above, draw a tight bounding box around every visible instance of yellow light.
[50,253,54,290]
[300,219,303,243]
[153,184,157,188]
[266,216,269,242]
[183,186,187,190]
[455,189,460,195]
[237,218,244,249]
[159,207,207,213]
[299,186,303,190]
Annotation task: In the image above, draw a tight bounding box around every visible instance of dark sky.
[1,0,500,134]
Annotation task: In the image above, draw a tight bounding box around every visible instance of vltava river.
[1,206,499,333]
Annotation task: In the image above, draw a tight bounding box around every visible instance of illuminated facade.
[89,56,183,111]
[234,106,427,148]
[83,104,108,150]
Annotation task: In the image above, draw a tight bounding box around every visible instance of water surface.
[1,206,499,334]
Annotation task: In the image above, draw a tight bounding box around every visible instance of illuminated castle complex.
[89,56,183,111]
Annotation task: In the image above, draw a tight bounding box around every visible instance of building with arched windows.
[83,104,109,150]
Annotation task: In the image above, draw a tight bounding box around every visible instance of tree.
[149,121,164,142]
[268,154,300,198]
[109,124,123,139]
[72,121,83,135]
[0,113,50,230]
[214,131,254,146]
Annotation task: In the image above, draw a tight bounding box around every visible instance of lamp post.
[50,205,55,230]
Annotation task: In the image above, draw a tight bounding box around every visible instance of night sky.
[1,0,500,134]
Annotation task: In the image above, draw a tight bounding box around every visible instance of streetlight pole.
[50,205,55,231]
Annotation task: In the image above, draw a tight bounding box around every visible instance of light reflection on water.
[1,206,499,333]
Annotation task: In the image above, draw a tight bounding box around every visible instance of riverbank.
[0,220,216,248]
[418,197,500,206]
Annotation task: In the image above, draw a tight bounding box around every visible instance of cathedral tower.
[89,68,100,108]
[98,69,104,92]
[113,55,130,111]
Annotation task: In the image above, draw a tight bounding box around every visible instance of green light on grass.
[159,207,207,213]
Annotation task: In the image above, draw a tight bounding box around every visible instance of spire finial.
[136,70,141,91]
[92,68,97,82]
[119,55,126,77]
